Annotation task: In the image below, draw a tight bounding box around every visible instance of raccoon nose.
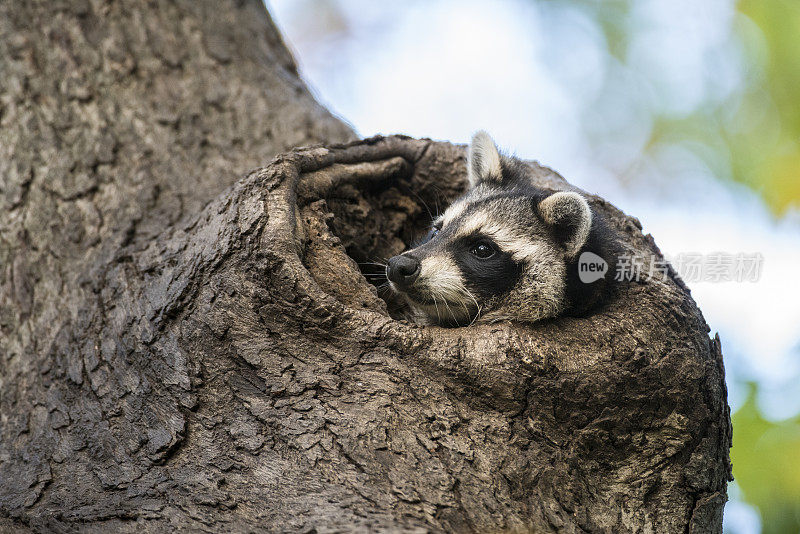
[387,255,420,287]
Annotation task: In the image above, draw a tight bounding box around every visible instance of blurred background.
[265,1,800,532]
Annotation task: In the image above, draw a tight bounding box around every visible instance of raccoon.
[386,131,618,327]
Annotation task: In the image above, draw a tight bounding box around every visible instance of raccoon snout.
[387,255,420,288]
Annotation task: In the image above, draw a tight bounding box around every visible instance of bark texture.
[0,1,731,533]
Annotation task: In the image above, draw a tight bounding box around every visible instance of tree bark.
[0,1,731,533]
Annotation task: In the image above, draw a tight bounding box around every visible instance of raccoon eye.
[470,242,495,259]
[423,227,439,243]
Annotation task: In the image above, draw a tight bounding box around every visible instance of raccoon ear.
[538,192,592,259]
[468,131,503,188]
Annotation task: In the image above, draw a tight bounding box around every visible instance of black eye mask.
[452,235,522,298]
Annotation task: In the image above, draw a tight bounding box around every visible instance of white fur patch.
[442,185,497,227]
[415,254,476,324]
[468,131,502,187]
[455,212,543,263]
[442,199,467,227]
[420,255,468,299]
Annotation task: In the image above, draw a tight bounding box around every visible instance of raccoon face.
[386,131,595,327]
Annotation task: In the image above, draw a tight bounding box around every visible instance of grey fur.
[538,192,592,259]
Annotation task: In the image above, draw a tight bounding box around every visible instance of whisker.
[468,305,482,327]
[401,184,434,222]
[431,294,442,324]
[375,236,402,254]
[426,183,447,217]
[459,299,471,321]
[464,288,483,326]
[440,294,463,326]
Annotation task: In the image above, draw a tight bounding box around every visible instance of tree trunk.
[0,2,731,533]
